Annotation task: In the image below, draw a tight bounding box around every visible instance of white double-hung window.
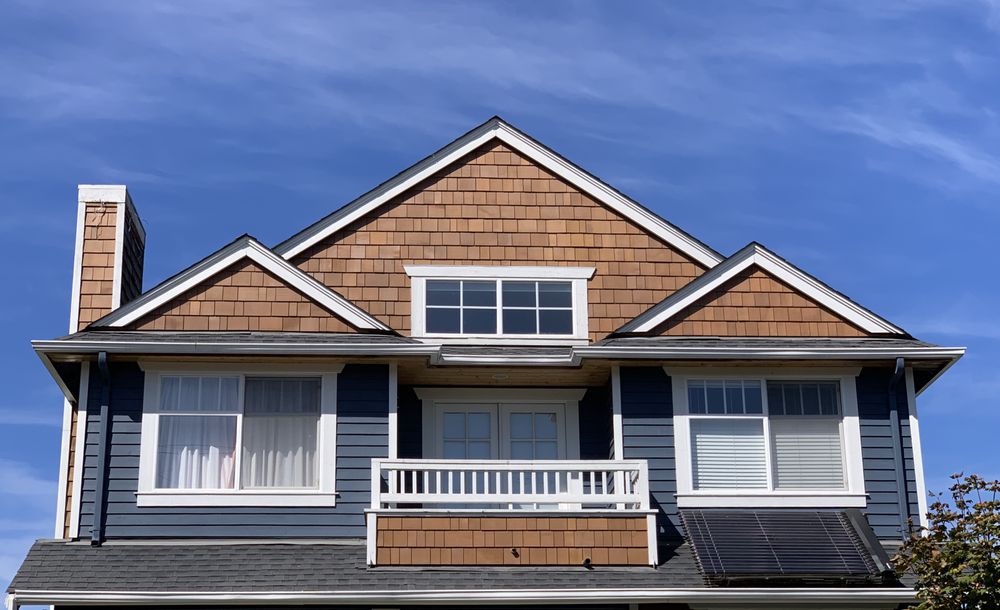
[671,368,865,508]
[406,266,594,342]
[138,365,341,507]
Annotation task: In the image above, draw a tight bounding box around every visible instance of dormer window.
[406,266,594,342]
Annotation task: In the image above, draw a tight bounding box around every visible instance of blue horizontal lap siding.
[856,367,921,539]
[618,367,679,542]
[78,362,389,538]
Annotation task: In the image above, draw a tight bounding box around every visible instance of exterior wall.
[78,362,388,538]
[120,205,145,306]
[293,140,707,340]
[653,266,867,337]
[126,259,357,332]
[376,515,649,566]
[616,365,920,543]
[857,367,920,539]
[77,203,119,330]
[618,367,680,541]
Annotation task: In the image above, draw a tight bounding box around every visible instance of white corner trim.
[667,367,866,507]
[611,366,624,460]
[387,363,398,460]
[111,199,126,309]
[404,265,596,279]
[275,119,722,267]
[136,365,341,507]
[102,238,387,330]
[905,367,929,528]
[628,243,905,335]
[68,361,90,539]
[68,197,88,334]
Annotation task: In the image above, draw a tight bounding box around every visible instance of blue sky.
[1,0,999,589]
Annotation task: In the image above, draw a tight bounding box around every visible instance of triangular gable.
[273,116,723,268]
[617,243,907,337]
[90,236,388,332]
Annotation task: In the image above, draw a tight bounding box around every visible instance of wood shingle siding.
[293,140,707,340]
[125,259,358,333]
[77,203,119,330]
[653,266,867,337]
[78,363,388,538]
[375,515,649,566]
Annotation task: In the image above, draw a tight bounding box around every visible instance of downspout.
[91,351,110,545]
[888,356,909,539]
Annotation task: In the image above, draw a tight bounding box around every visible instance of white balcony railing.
[371,458,650,510]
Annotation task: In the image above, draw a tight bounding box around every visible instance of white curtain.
[241,378,320,488]
[155,415,236,489]
[241,416,318,488]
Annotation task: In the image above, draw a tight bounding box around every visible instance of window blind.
[691,418,767,489]
[771,418,845,489]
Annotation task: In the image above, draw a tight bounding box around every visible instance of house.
[7,117,964,610]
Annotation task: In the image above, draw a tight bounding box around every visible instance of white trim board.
[619,242,906,335]
[91,235,388,331]
[68,362,90,538]
[4,586,917,609]
[273,117,722,267]
[905,367,929,528]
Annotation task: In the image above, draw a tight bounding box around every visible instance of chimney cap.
[78,184,130,204]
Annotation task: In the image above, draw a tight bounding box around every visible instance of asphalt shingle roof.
[9,539,705,593]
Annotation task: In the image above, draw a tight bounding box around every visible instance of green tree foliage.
[895,474,1000,609]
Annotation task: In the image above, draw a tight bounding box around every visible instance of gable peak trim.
[273,116,723,267]
[617,242,906,336]
[91,235,389,331]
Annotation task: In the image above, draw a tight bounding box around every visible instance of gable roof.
[273,116,724,267]
[90,235,389,331]
[616,243,907,336]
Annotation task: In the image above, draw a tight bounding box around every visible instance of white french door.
[432,403,567,460]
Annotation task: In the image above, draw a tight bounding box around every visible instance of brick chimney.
[69,185,146,332]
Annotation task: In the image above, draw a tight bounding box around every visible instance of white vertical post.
[387,364,398,460]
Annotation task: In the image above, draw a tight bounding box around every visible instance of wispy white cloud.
[0,408,62,427]
[0,459,56,508]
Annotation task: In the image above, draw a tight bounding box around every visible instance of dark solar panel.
[681,509,886,584]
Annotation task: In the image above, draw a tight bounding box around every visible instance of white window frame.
[137,363,343,507]
[405,266,594,344]
[667,366,866,509]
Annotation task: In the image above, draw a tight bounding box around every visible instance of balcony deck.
[367,459,657,567]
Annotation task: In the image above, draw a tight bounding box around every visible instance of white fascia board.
[276,119,722,267]
[5,587,916,608]
[33,340,438,357]
[627,244,905,335]
[99,238,388,330]
[405,265,596,279]
[574,345,967,360]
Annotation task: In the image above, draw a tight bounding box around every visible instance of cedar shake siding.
[77,203,119,330]
[292,140,707,340]
[125,259,359,333]
[651,266,868,337]
[375,515,649,566]
[77,363,388,538]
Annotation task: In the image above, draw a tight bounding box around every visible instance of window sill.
[136,491,338,508]
[676,492,866,509]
